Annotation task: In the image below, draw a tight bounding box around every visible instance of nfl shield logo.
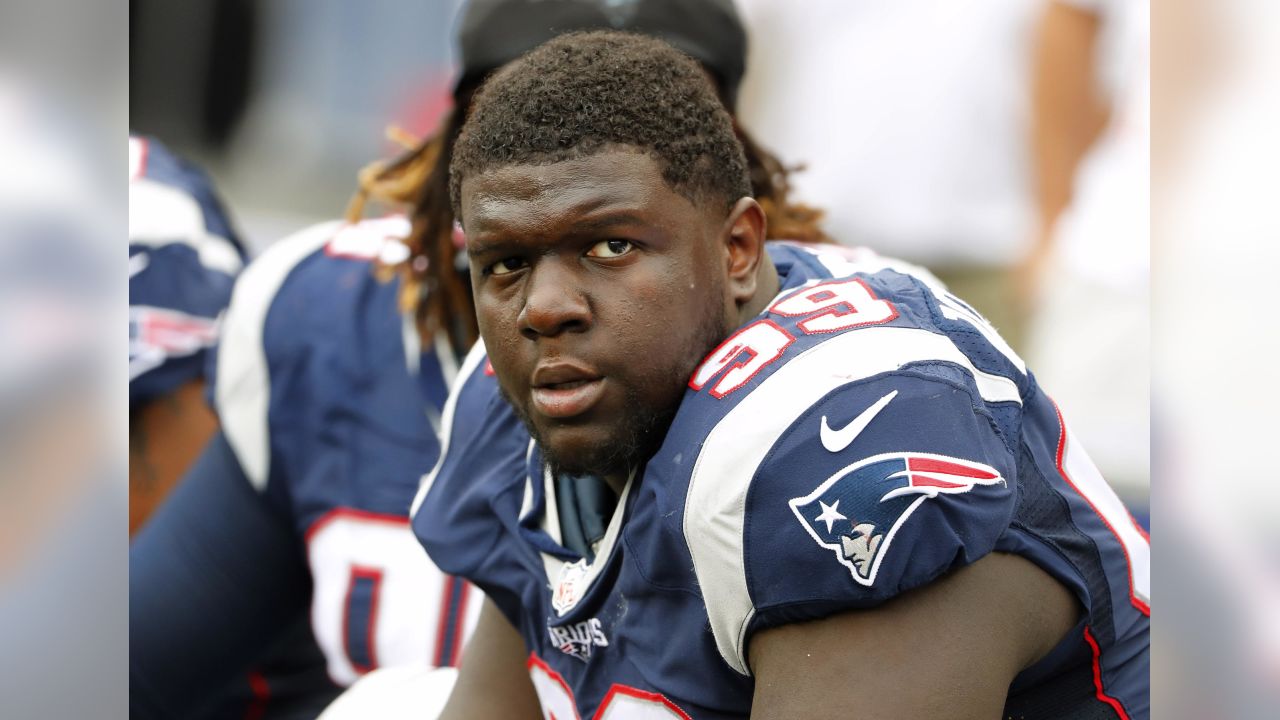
[552,559,589,614]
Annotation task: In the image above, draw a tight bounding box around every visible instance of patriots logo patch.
[789,452,1006,585]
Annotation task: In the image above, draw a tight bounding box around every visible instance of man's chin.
[538,425,632,479]
[505,383,680,481]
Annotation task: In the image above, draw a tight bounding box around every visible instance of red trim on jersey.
[592,684,693,720]
[528,653,581,720]
[1051,401,1150,617]
[1132,516,1150,542]
[767,276,900,335]
[432,576,452,666]
[432,575,470,667]
[304,507,408,545]
[689,320,755,391]
[907,457,999,480]
[343,565,384,675]
[243,670,270,720]
[688,319,795,398]
[1083,625,1132,720]
[322,213,411,260]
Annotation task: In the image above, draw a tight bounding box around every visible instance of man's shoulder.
[412,341,532,579]
[129,135,246,269]
[670,246,1030,674]
[213,216,418,489]
[219,216,410,361]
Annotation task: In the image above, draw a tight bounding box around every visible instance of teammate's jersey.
[413,241,1151,719]
[129,135,247,406]
[213,216,481,686]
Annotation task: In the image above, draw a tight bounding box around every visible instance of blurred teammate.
[1021,0,1149,508]
[414,31,1150,718]
[130,135,341,719]
[130,1,822,717]
[129,134,246,533]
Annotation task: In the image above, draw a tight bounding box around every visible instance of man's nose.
[518,261,591,340]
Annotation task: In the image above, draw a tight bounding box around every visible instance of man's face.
[461,150,734,481]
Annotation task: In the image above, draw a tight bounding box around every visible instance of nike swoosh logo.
[819,390,898,453]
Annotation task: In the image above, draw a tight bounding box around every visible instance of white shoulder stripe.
[684,326,1021,675]
[936,291,1027,375]
[410,339,489,518]
[129,178,244,276]
[215,221,342,490]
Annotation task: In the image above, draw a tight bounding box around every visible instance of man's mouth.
[530,362,605,419]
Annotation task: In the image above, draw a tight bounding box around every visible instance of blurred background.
[5,0,1280,716]
[1,0,126,717]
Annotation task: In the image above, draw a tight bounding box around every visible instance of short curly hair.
[449,30,752,218]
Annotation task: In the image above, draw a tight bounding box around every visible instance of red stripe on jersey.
[907,457,998,479]
[243,670,270,720]
[1084,626,1131,720]
[1051,401,1151,617]
[449,580,472,667]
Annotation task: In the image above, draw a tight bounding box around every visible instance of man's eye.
[586,239,633,259]
[488,258,526,276]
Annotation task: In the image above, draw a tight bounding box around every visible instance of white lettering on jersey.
[547,617,609,662]
[307,509,481,685]
[688,320,794,399]
[770,277,898,334]
[324,216,411,264]
[527,655,691,719]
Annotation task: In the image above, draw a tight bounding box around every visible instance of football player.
[130,135,338,718]
[130,1,825,717]
[129,134,247,534]
[413,31,1151,718]
[130,135,342,719]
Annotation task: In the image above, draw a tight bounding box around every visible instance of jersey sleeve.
[685,353,1020,674]
[210,221,342,502]
[411,341,532,628]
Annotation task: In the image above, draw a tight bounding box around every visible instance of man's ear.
[722,197,768,307]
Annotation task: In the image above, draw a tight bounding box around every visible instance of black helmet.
[455,0,747,108]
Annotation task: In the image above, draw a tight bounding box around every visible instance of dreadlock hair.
[346,101,478,354]
[348,35,827,355]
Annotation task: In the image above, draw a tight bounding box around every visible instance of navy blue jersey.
[413,241,1151,719]
[212,216,480,685]
[129,135,248,406]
